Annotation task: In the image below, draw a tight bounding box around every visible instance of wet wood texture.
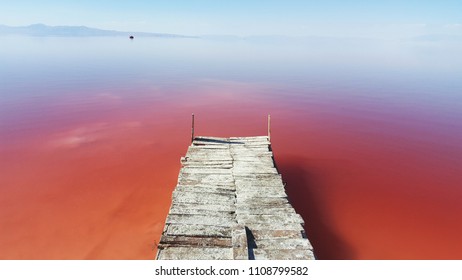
[156,136,314,260]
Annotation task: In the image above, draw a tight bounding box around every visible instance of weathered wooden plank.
[157,247,234,260]
[233,161,274,168]
[231,152,273,158]
[174,186,237,195]
[235,181,285,189]
[172,196,234,205]
[231,142,269,146]
[243,223,305,230]
[193,140,232,145]
[175,185,236,194]
[172,190,236,204]
[234,173,282,179]
[234,142,270,146]
[249,229,306,240]
[180,168,233,175]
[182,158,234,163]
[232,160,275,165]
[236,188,287,196]
[182,158,233,162]
[234,180,284,187]
[186,150,231,156]
[253,249,315,260]
[170,202,236,212]
[254,238,312,250]
[232,151,272,155]
[229,141,270,146]
[193,139,231,144]
[235,207,296,215]
[237,213,304,225]
[177,179,235,186]
[169,207,235,216]
[231,146,271,150]
[232,168,279,175]
[166,214,237,227]
[183,158,233,162]
[159,236,232,248]
[229,136,268,140]
[236,197,289,205]
[234,177,283,184]
[188,145,230,150]
[176,183,236,190]
[232,226,248,260]
[182,163,233,169]
[184,155,233,160]
[178,174,235,185]
[236,189,287,198]
[231,146,270,151]
[186,149,231,154]
[179,173,235,179]
[164,224,232,238]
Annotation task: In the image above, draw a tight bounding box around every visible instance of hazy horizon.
[2,23,462,44]
[1,1,461,40]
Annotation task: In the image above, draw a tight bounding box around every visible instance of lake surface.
[1,36,462,259]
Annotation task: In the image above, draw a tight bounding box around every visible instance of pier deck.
[156,136,314,260]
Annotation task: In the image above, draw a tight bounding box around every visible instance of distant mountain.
[0,23,196,38]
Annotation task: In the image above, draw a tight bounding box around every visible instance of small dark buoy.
[129,35,134,40]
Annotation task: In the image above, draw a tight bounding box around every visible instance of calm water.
[1,36,462,259]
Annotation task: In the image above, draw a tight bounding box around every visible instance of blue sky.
[1,1,461,37]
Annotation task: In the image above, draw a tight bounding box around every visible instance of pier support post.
[267,114,271,141]
[191,113,195,143]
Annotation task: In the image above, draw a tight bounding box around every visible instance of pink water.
[1,36,461,259]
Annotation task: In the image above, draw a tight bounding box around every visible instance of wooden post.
[191,113,195,143]
[267,114,271,142]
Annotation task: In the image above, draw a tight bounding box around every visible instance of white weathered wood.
[157,135,313,260]
[180,168,233,175]
[178,174,235,184]
[183,163,233,169]
[253,249,315,260]
[188,145,229,150]
[235,180,285,189]
[170,203,236,212]
[159,236,232,248]
[164,224,232,238]
[232,226,248,260]
[235,207,296,215]
[234,161,274,169]
[175,185,236,194]
[249,229,306,240]
[235,188,288,198]
[169,207,235,216]
[254,238,312,250]
[235,196,290,205]
[172,192,235,205]
[236,222,305,230]
[166,214,237,227]
[236,213,304,225]
[232,168,279,175]
[157,247,233,260]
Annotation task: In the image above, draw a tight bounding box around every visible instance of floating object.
[129,35,134,40]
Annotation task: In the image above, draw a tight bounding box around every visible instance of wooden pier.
[156,135,314,260]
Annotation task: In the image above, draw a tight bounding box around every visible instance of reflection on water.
[1,36,462,259]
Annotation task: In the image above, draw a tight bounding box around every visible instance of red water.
[1,83,461,260]
[2,35,462,259]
